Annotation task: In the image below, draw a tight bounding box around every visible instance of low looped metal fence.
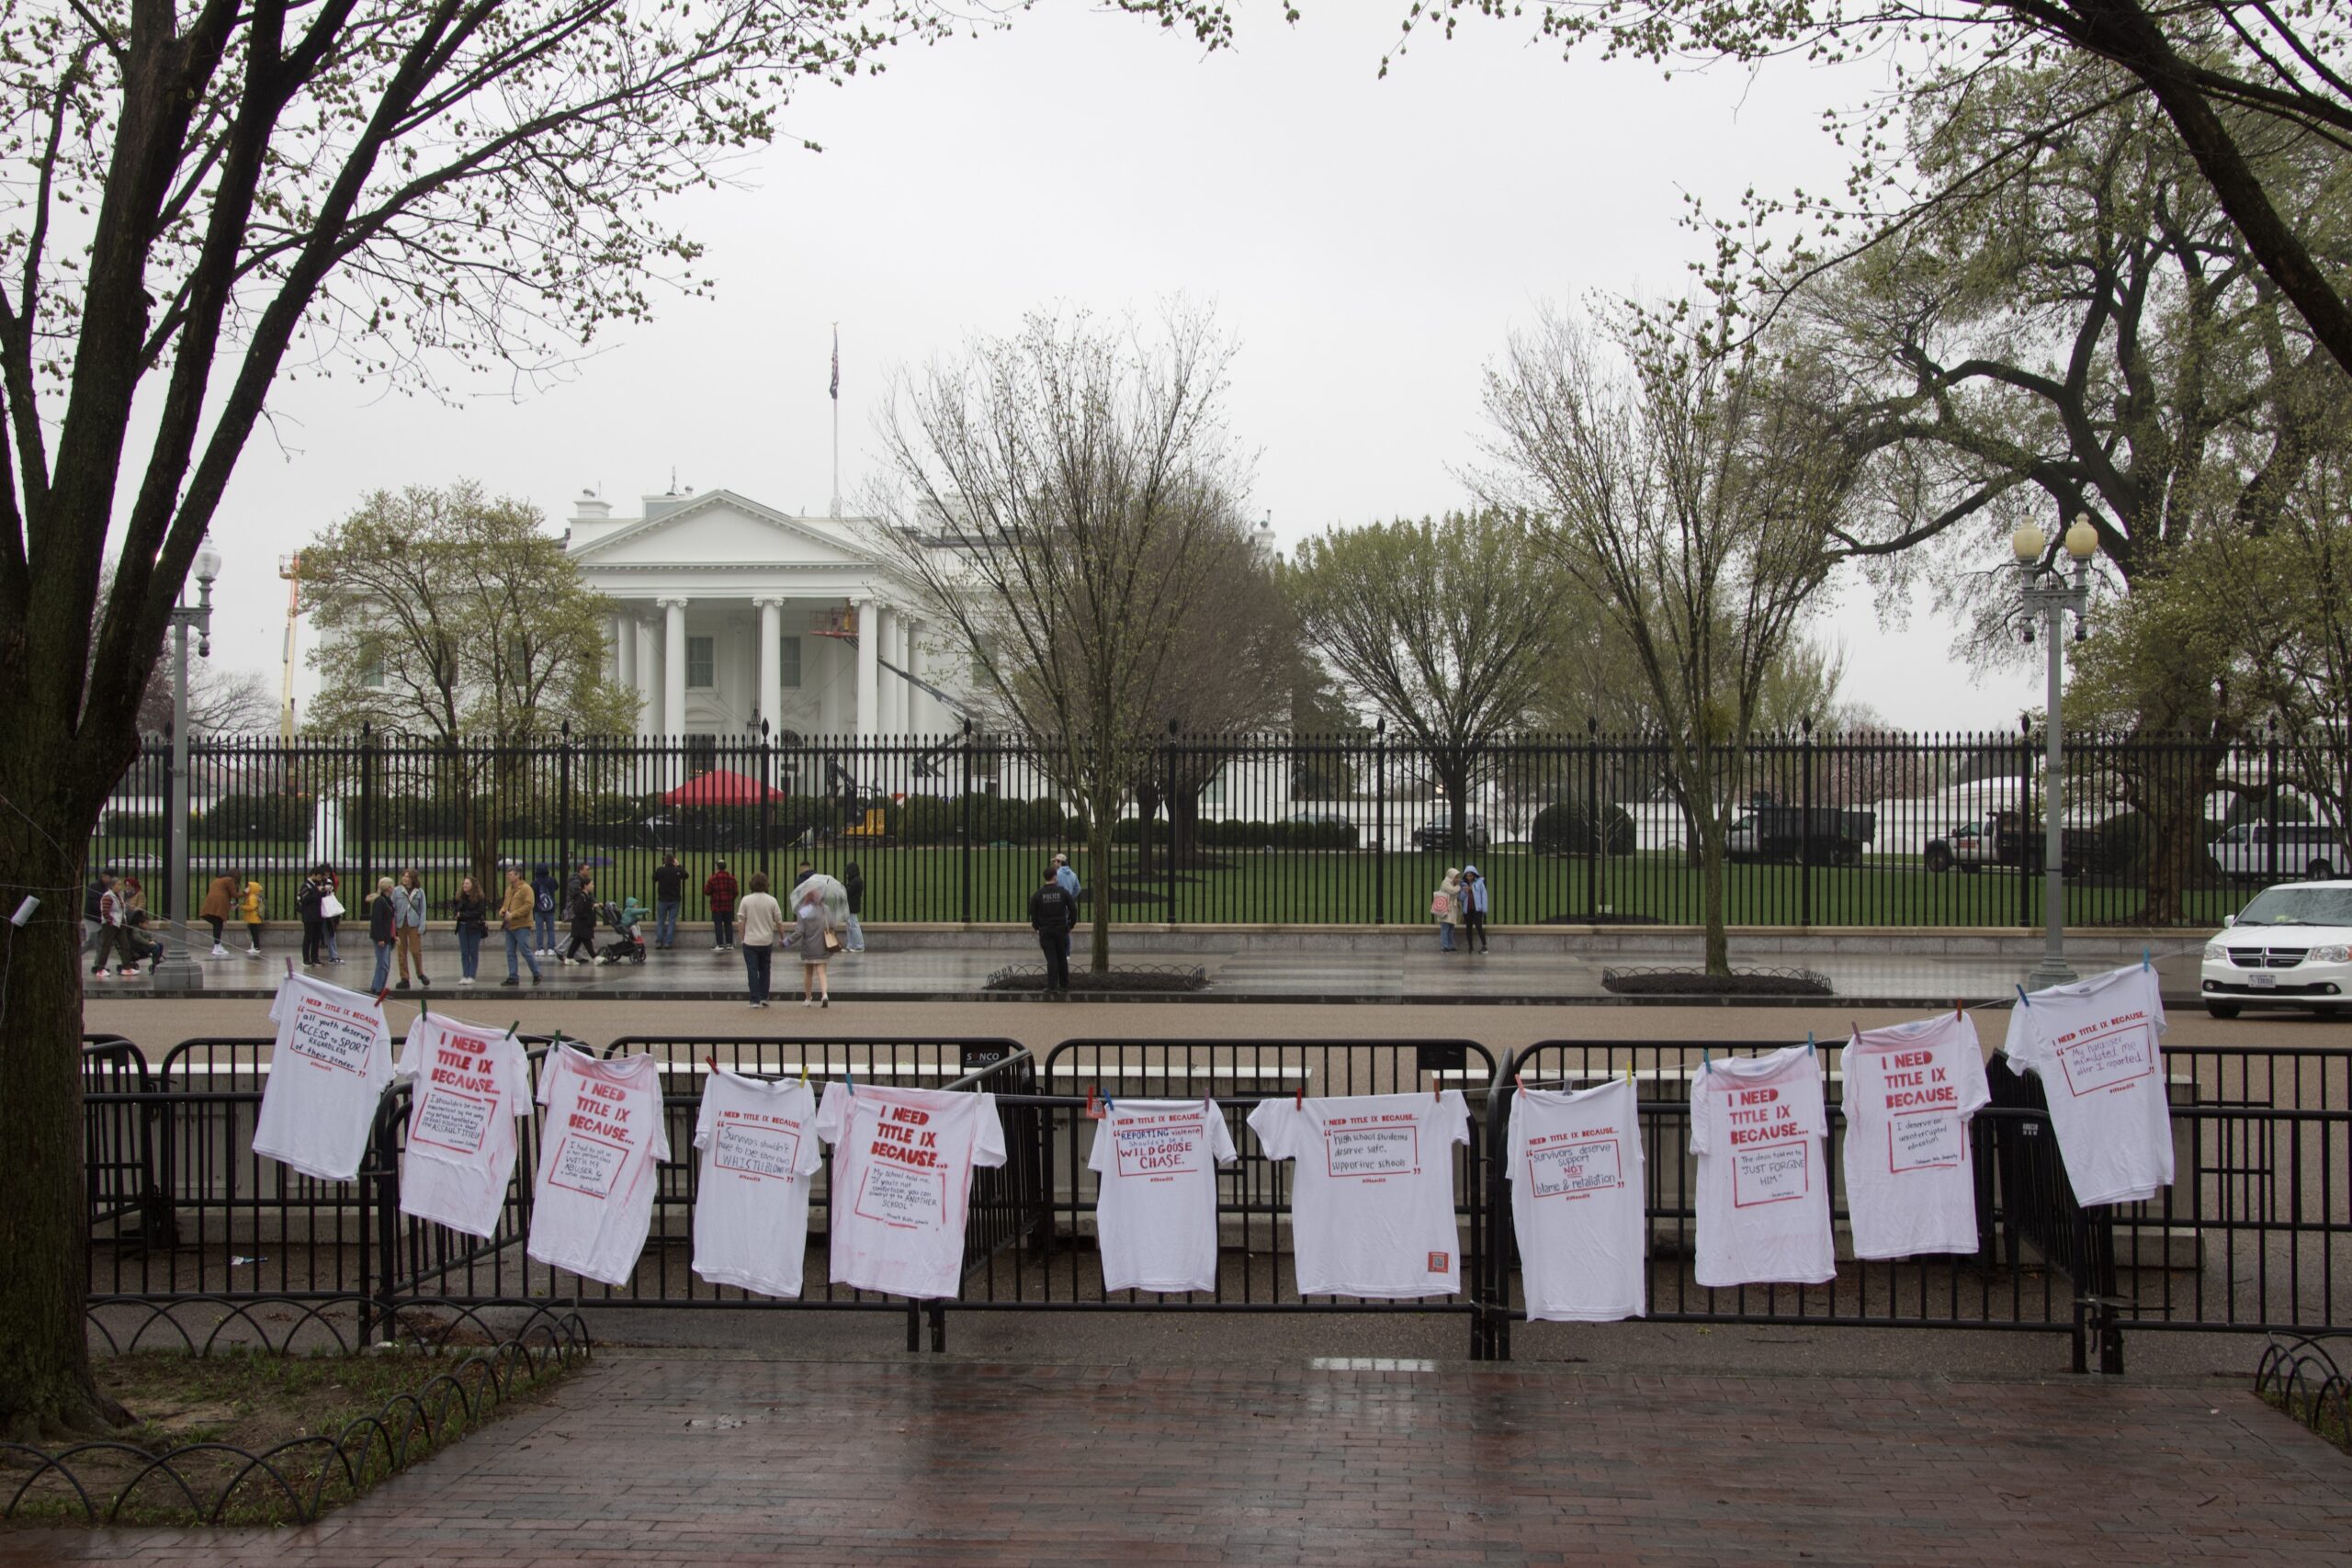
[6,1297,592,1527]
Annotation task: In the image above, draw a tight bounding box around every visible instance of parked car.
[1924,811,2107,875]
[1410,818,1491,852]
[2199,881,2352,1018]
[2211,823,2350,882]
[1725,807,1876,866]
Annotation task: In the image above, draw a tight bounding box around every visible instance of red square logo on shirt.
[1427,1251,1449,1272]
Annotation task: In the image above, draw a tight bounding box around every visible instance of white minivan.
[2199,881,2352,1018]
[2211,823,2349,882]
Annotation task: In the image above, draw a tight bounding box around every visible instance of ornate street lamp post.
[151,536,222,992]
[2015,514,2099,991]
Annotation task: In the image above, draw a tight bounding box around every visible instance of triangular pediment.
[571,491,880,570]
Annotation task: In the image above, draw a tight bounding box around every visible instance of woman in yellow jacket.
[199,873,240,956]
[238,880,266,958]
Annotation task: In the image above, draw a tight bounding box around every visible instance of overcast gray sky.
[187,1,2033,734]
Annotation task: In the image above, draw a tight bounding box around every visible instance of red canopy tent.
[662,768,788,806]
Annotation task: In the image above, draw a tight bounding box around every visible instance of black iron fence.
[77,1031,2352,1366]
[95,728,2352,932]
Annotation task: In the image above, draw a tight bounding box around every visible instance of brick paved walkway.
[5,1357,2345,1564]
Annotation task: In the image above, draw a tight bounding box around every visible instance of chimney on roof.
[571,489,613,524]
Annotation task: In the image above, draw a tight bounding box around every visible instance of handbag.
[1429,891,1448,917]
[822,930,842,954]
[320,892,346,920]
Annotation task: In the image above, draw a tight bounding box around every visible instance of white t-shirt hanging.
[526,1044,670,1286]
[1087,1099,1238,1294]
[1247,1091,1471,1300]
[2004,964,2174,1205]
[393,1014,533,1239]
[253,973,396,1182]
[1688,1044,1835,1288]
[1841,1012,1993,1259]
[814,1083,1007,1301]
[1507,1079,1646,1323]
[693,1071,824,1299]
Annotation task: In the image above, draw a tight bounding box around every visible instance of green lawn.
[100,833,2251,930]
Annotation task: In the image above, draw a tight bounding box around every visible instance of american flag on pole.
[830,325,839,400]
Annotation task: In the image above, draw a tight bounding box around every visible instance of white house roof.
[568,489,885,571]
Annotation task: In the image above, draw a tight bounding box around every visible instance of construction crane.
[277,553,301,740]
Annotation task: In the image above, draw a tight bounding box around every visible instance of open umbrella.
[788,872,849,928]
[662,769,787,807]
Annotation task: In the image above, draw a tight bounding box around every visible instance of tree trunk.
[1085,807,1113,975]
[2140,746,2222,924]
[1131,779,1161,878]
[1696,806,1733,977]
[0,772,123,1438]
[1169,788,1202,870]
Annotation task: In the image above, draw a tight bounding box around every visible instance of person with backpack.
[531,863,560,956]
[651,852,685,950]
[705,860,739,951]
[1028,863,1078,996]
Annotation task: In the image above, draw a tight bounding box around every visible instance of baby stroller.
[594,898,648,964]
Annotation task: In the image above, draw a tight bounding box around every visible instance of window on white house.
[686,636,715,690]
[779,636,802,688]
[359,654,387,690]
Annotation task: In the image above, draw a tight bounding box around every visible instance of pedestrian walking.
[1433,867,1462,953]
[792,888,831,1007]
[705,860,739,950]
[452,876,489,984]
[562,874,599,964]
[1459,864,1491,954]
[500,866,542,986]
[842,861,866,953]
[1053,853,1080,901]
[1029,864,1077,995]
[200,872,239,955]
[368,877,398,992]
[737,872,782,1008]
[651,852,684,950]
[393,867,430,987]
[297,865,329,964]
[239,876,266,957]
[531,863,560,955]
[88,870,132,979]
[318,865,345,963]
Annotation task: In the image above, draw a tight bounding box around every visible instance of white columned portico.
[854,597,880,736]
[905,619,927,733]
[660,597,689,737]
[633,617,659,737]
[755,597,783,734]
[616,611,637,692]
[876,604,899,732]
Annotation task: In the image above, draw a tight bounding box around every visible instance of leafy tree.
[1385,0,2352,380]
[1283,509,1559,851]
[1480,303,1855,976]
[1798,62,2344,918]
[300,482,638,890]
[0,0,952,1438]
[871,306,1250,973]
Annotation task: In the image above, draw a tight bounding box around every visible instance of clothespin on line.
[1624,1059,1634,1089]
[1514,1071,1525,1095]
[1702,1044,1712,1075]
[374,986,390,1008]
[1850,1020,1863,1046]
[705,1054,719,1078]
[284,957,295,980]
[2014,983,2031,1010]
[2143,946,2152,972]
[505,1021,520,1040]
[1804,1031,1815,1055]
[1295,1080,1305,1110]
[1432,1072,1442,1104]
[1954,997,1964,1021]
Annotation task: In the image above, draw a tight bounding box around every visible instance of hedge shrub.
[1531,799,1637,856]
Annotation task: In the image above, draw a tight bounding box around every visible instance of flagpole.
[830,322,841,518]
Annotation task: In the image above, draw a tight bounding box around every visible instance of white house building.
[564,487,967,740]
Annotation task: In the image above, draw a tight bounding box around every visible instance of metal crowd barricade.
[918,1037,1505,1358]
[1490,1039,2096,1365]
[367,1034,1029,1352]
[81,1036,160,1245]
